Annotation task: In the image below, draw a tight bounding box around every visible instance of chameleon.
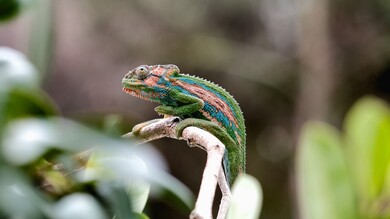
[122,64,246,186]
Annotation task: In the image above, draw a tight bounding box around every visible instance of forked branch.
[123,117,231,219]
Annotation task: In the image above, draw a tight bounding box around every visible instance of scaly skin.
[122,64,246,185]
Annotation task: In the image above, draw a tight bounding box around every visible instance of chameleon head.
[122,64,180,101]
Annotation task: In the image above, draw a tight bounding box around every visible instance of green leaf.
[344,96,390,215]
[0,0,21,21]
[85,146,194,213]
[227,174,262,219]
[28,0,53,80]
[4,89,57,118]
[344,97,390,198]
[0,167,50,219]
[0,47,56,131]
[96,182,134,219]
[0,47,40,90]
[85,148,151,213]
[132,212,150,219]
[52,193,108,219]
[1,117,194,214]
[296,121,358,219]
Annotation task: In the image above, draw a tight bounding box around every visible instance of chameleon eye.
[135,66,149,79]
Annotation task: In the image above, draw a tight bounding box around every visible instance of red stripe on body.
[175,80,239,129]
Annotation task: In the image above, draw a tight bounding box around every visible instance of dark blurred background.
[1,0,390,218]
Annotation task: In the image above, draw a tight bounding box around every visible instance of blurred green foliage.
[227,174,263,219]
[0,0,21,21]
[27,0,53,80]
[0,46,195,218]
[0,4,195,218]
[297,96,390,219]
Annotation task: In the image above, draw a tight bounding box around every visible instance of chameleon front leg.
[176,118,236,148]
[155,89,204,116]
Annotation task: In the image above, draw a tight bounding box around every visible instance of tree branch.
[123,117,230,219]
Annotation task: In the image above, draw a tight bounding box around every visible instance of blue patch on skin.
[157,76,168,86]
[203,102,238,143]
[148,87,167,102]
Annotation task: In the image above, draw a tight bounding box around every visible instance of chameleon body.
[122,64,246,185]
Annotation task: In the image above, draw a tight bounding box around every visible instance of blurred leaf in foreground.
[85,147,151,214]
[53,193,108,219]
[0,47,39,90]
[1,117,194,217]
[28,0,53,79]
[344,96,390,216]
[0,44,192,218]
[0,167,49,219]
[0,47,57,130]
[0,0,22,21]
[296,121,358,219]
[227,174,262,219]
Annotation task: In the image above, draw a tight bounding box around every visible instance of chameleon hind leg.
[175,118,236,148]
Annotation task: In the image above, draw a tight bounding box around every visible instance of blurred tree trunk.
[293,0,336,218]
[294,0,335,139]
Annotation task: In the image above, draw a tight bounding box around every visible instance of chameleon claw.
[186,138,199,148]
[168,116,181,128]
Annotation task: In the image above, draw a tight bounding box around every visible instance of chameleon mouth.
[122,87,133,93]
[123,87,141,97]
[122,87,151,101]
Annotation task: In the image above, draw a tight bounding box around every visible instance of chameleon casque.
[122,64,246,185]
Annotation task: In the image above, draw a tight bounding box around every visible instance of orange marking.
[150,65,166,76]
[144,74,159,86]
